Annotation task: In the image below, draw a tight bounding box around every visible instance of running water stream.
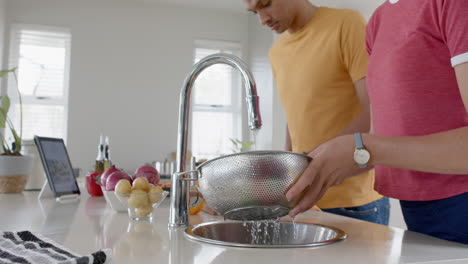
[292,216,298,241]
[250,129,259,151]
[242,218,283,245]
[242,130,298,245]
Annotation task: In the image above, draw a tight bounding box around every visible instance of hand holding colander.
[174,151,312,221]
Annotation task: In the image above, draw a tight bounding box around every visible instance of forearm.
[337,110,370,136]
[285,125,292,151]
[337,78,371,136]
[365,126,468,174]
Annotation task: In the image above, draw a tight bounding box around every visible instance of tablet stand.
[38,181,54,199]
[38,176,80,203]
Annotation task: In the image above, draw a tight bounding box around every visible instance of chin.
[275,28,286,34]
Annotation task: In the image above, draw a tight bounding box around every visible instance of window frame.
[7,23,71,142]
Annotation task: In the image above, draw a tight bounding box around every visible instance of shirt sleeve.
[437,0,468,67]
[340,10,369,82]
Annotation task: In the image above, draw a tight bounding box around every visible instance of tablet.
[34,136,80,198]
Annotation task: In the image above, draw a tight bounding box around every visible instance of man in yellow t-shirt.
[244,0,389,224]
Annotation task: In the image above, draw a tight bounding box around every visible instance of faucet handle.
[173,170,198,181]
[173,156,199,182]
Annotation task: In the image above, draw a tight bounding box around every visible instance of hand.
[285,135,369,218]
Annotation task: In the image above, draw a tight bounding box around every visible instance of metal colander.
[192,151,312,221]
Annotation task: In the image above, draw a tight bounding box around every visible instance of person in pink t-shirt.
[284,0,468,244]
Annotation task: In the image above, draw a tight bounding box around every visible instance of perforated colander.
[179,151,312,221]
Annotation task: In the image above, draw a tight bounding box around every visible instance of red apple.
[86,171,104,196]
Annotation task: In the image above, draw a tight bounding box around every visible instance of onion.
[133,171,159,185]
[134,165,158,175]
[101,165,120,187]
[134,165,160,184]
[106,171,132,191]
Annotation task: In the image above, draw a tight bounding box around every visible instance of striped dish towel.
[0,231,111,264]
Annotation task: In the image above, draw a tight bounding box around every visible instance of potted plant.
[0,67,34,193]
[230,138,254,153]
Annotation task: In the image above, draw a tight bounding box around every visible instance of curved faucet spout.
[169,53,262,228]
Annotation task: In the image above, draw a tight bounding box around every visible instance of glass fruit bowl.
[103,187,127,212]
[115,190,169,221]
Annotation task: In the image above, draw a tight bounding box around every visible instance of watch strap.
[354,133,368,168]
[354,133,364,149]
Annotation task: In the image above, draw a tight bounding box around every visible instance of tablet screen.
[34,136,80,197]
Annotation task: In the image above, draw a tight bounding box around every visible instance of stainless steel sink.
[184,221,346,248]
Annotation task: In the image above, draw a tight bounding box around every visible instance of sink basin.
[184,221,346,248]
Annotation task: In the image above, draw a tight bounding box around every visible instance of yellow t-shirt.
[269,7,382,209]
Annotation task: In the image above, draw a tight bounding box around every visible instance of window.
[6,24,71,141]
[191,40,242,159]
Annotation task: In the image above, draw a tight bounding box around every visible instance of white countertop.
[1,191,467,264]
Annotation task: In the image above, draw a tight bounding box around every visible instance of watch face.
[354,149,370,165]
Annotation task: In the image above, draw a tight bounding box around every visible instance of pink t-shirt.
[366,0,468,201]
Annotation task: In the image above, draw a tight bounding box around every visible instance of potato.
[132,177,150,192]
[150,185,163,193]
[135,206,153,217]
[115,179,132,197]
[148,186,164,203]
[127,189,150,208]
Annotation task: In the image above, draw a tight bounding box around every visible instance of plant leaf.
[0,108,7,129]
[0,68,17,78]
[229,138,237,145]
[0,130,11,154]
[11,128,21,153]
[242,142,254,149]
[0,96,11,129]
[2,113,22,153]
[0,67,21,154]
[0,96,10,112]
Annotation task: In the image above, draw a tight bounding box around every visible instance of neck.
[288,1,318,34]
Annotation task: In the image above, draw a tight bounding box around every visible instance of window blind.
[7,24,71,141]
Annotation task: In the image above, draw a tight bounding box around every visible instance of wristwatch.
[353,133,370,168]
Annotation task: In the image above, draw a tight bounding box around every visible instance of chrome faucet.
[169,53,262,228]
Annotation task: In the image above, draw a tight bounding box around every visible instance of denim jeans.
[321,197,390,225]
[400,192,468,244]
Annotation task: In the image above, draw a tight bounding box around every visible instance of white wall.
[312,0,385,19]
[269,32,288,151]
[5,0,250,173]
[246,15,274,151]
